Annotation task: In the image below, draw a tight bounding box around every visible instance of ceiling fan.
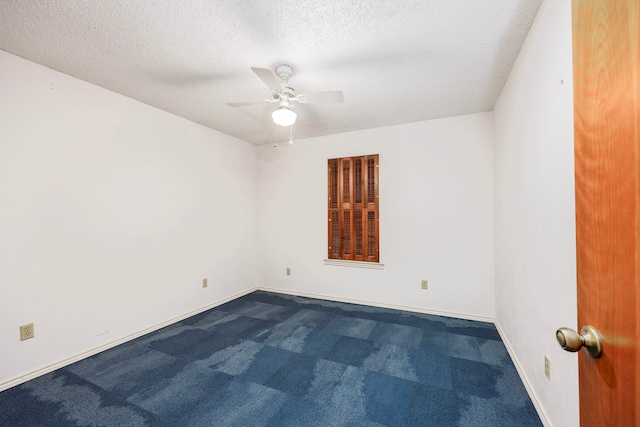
[227,64,344,127]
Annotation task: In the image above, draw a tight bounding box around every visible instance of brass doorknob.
[556,325,603,358]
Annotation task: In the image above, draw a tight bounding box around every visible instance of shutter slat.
[355,209,363,258]
[328,159,338,209]
[367,210,376,259]
[343,210,351,258]
[354,157,363,205]
[342,159,351,206]
[367,156,376,205]
[331,211,340,258]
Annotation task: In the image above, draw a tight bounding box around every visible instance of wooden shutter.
[328,154,379,262]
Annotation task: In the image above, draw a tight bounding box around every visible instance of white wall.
[258,113,495,320]
[0,51,258,387]
[493,0,578,425]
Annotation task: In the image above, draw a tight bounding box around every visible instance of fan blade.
[297,91,344,104]
[251,67,283,92]
[227,100,271,107]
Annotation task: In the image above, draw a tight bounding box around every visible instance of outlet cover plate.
[20,323,35,341]
[421,280,428,290]
[202,278,208,288]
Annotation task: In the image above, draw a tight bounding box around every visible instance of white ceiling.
[0,0,542,145]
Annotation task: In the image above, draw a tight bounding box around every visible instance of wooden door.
[572,0,639,425]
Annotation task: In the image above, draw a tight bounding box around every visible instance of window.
[328,154,379,262]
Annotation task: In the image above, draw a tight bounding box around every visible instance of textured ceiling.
[0,0,542,145]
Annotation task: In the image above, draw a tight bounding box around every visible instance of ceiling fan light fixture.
[272,106,297,127]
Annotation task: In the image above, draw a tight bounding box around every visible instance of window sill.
[323,259,385,270]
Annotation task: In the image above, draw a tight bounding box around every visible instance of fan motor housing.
[282,84,295,97]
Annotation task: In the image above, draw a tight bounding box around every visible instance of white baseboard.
[494,320,550,427]
[256,286,494,323]
[0,287,258,393]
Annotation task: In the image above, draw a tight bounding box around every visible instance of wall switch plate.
[286,268,291,276]
[421,280,428,290]
[544,355,551,380]
[20,323,35,341]
[202,278,208,288]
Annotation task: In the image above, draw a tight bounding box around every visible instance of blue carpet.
[0,291,542,426]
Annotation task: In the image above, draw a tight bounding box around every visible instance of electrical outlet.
[20,323,35,341]
[421,280,428,290]
[202,278,208,288]
[544,355,551,380]
[286,268,291,276]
